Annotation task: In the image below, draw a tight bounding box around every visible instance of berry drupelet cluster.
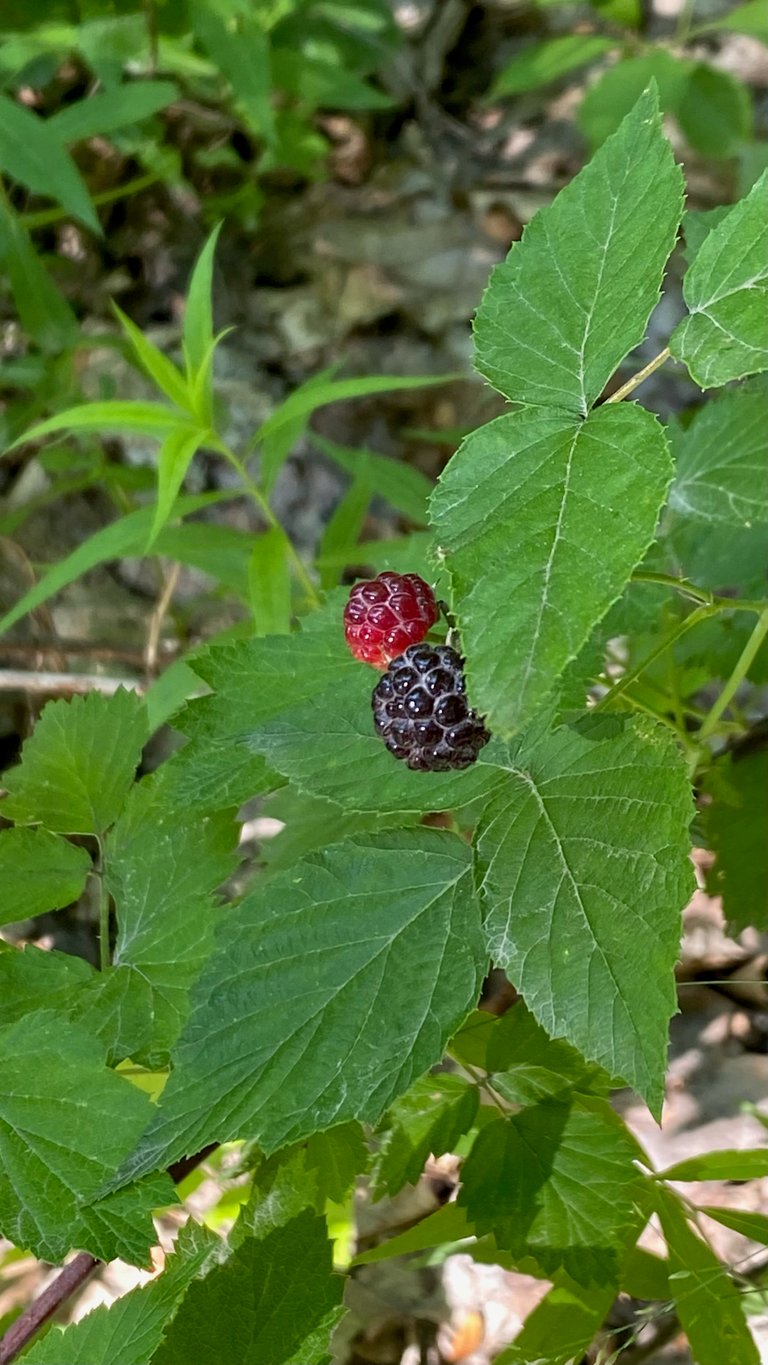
[344,572,490,773]
[343,570,439,669]
[372,643,490,772]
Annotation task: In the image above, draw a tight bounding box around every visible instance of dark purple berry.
[371,644,490,773]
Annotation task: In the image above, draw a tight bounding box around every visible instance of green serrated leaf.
[19,1220,222,1365]
[375,1074,478,1196]
[0,827,92,925]
[0,93,100,232]
[483,1002,611,1107]
[660,1149,768,1182]
[496,1272,616,1365]
[702,747,768,933]
[261,787,418,873]
[153,1212,343,1365]
[2,689,148,836]
[474,86,683,413]
[491,34,615,97]
[431,403,673,736]
[655,1184,759,1365]
[459,1098,644,1283]
[108,830,485,1185]
[0,942,93,1030]
[304,1122,368,1204]
[668,379,768,527]
[670,170,768,388]
[78,781,238,1066]
[0,1011,175,1264]
[476,716,694,1112]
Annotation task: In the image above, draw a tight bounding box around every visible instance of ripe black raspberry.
[344,571,439,669]
[372,643,490,772]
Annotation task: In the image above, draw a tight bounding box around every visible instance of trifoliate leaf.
[702,747,768,933]
[670,170,768,388]
[474,86,683,414]
[153,1212,343,1365]
[0,827,91,924]
[102,781,237,1065]
[430,403,673,736]
[0,1011,175,1264]
[475,715,693,1113]
[459,1098,645,1283]
[108,831,485,1186]
[668,379,768,527]
[1,689,147,835]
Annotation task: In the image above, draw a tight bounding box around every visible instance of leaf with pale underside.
[668,379,768,528]
[475,715,693,1112]
[430,403,673,736]
[474,86,683,414]
[105,831,485,1188]
[670,170,768,388]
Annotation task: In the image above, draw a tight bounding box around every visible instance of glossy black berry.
[371,644,490,772]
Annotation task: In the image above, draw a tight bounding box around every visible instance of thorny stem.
[605,347,671,404]
[212,440,320,608]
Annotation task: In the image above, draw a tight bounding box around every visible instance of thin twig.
[0,1254,99,1365]
[144,560,181,677]
[0,1146,218,1365]
[606,347,671,404]
[0,671,143,697]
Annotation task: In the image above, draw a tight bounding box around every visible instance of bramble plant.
[1,85,768,1365]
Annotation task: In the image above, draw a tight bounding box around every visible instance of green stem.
[698,607,768,742]
[96,840,110,972]
[212,439,320,607]
[631,570,767,615]
[593,604,714,713]
[20,174,159,230]
[606,347,670,404]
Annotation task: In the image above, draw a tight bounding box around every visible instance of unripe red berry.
[344,571,439,669]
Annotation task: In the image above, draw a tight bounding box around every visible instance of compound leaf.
[0,1011,175,1264]
[474,86,683,413]
[459,1098,644,1283]
[154,1212,342,1365]
[431,403,672,736]
[0,827,91,925]
[668,379,768,527]
[108,830,485,1185]
[2,689,148,836]
[476,716,694,1112]
[670,170,768,388]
